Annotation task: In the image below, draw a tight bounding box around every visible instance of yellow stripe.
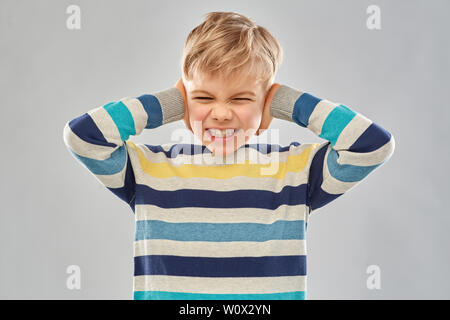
[126,141,319,180]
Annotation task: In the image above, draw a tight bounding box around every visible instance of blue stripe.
[292,93,321,127]
[67,145,136,208]
[349,122,392,152]
[134,290,306,300]
[67,144,127,175]
[135,183,308,210]
[326,149,382,182]
[135,219,305,241]
[103,101,136,141]
[137,94,163,129]
[134,255,306,277]
[319,105,356,146]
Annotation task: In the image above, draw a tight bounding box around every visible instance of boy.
[63,11,395,300]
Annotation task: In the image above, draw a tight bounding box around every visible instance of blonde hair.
[180,11,283,92]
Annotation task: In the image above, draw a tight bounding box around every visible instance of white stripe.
[135,141,314,166]
[336,138,395,166]
[93,159,127,188]
[88,106,122,145]
[334,112,372,150]
[307,98,339,136]
[134,275,306,294]
[120,97,148,134]
[131,169,311,192]
[134,239,307,257]
[135,203,308,223]
[321,145,359,194]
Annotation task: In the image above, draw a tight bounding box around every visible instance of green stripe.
[319,104,356,146]
[134,290,306,300]
[103,101,136,141]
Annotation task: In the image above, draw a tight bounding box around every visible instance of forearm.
[270,84,395,164]
[63,87,185,159]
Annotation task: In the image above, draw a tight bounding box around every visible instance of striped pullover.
[62,84,395,300]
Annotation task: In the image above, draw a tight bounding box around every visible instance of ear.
[174,78,193,133]
[256,83,281,136]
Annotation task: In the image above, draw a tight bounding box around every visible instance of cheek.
[237,107,262,129]
[188,105,211,141]
[189,105,209,127]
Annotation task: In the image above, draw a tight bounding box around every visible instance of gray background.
[1,0,449,299]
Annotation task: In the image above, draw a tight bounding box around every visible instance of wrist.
[153,87,186,125]
[270,84,305,126]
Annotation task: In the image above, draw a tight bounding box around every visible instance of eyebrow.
[190,90,256,97]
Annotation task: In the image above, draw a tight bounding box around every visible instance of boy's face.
[183,69,267,156]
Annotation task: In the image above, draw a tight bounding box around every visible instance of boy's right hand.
[174,78,193,133]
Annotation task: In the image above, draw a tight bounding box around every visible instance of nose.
[210,103,233,122]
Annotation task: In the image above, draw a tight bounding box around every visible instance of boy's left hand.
[257,83,281,136]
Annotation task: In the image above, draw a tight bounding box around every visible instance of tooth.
[225,129,235,136]
[208,129,236,137]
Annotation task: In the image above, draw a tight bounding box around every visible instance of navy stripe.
[135,183,308,209]
[69,113,116,148]
[134,255,307,277]
[307,142,342,211]
[135,220,306,241]
[349,122,392,153]
[129,195,136,213]
[142,142,302,157]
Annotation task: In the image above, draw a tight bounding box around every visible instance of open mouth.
[205,128,240,142]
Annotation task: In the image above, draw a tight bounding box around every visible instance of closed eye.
[194,97,252,101]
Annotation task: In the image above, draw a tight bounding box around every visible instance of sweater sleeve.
[270,84,395,214]
[62,87,185,212]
